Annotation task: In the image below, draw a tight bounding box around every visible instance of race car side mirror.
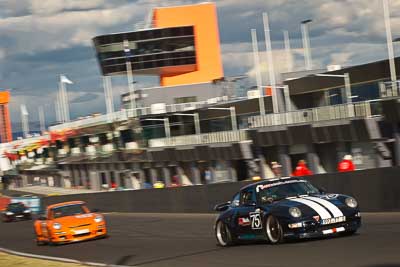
[214,202,231,212]
[318,187,327,194]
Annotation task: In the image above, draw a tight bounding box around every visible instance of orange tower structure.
[0,91,12,143]
[152,3,224,86]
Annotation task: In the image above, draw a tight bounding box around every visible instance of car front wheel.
[215,220,236,247]
[265,215,284,244]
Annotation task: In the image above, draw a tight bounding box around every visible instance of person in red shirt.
[111,181,117,189]
[338,155,355,172]
[292,160,313,177]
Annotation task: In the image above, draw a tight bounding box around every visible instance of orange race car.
[34,201,107,245]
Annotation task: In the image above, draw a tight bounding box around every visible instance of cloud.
[3,0,400,126]
[71,92,100,104]
[30,0,107,15]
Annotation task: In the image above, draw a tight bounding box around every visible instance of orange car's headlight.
[94,215,103,223]
[53,222,62,230]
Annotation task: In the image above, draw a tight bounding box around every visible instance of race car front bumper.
[283,215,361,240]
[50,223,107,244]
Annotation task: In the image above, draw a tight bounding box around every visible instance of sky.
[1,0,400,131]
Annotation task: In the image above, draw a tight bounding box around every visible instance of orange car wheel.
[36,239,46,246]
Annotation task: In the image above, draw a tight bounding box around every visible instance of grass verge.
[0,252,86,267]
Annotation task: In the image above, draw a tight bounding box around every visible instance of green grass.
[0,252,86,267]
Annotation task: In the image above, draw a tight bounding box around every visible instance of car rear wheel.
[265,215,284,244]
[215,220,236,247]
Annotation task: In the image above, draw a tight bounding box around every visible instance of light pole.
[315,73,352,103]
[283,30,293,73]
[20,104,29,138]
[144,118,170,138]
[38,106,45,134]
[208,107,237,131]
[383,0,397,93]
[174,113,201,135]
[301,19,313,70]
[251,29,266,116]
[263,12,278,114]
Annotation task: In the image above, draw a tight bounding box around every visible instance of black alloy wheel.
[265,215,284,244]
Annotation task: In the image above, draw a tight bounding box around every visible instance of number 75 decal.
[249,212,262,229]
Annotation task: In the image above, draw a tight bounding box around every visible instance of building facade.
[3,3,400,191]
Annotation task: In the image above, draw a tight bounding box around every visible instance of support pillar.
[228,161,238,182]
[176,166,185,185]
[336,142,348,165]
[278,146,291,177]
[190,162,201,185]
[105,171,111,187]
[258,155,267,180]
[72,165,80,187]
[394,123,400,166]
[89,167,100,191]
[208,161,216,184]
[149,168,157,185]
[162,166,171,187]
[306,145,319,174]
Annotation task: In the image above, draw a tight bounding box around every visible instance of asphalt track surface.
[0,213,400,267]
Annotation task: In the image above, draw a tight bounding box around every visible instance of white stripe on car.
[288,198,332,219]
[302,196,343,218]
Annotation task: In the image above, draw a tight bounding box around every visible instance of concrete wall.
[41,167,400,213]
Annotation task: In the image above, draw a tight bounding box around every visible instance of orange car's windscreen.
[51,204,88,219]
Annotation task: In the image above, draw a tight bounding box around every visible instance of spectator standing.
[338,155,356,172]
[292,160,313,177]
[271,162,282,178]
[204,169,212,184]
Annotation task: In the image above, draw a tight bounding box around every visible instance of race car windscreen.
[7,203,25,212]
[257,181,320,203]
[52,204,87,218]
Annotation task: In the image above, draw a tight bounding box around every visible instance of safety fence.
[41,166,400,213]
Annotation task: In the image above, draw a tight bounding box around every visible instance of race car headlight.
[345,197,358,208]
[94,215,103,223]
[23,209,31,213]
[289,207,302,218]
[5,211,14,216]
[53,222,62,230]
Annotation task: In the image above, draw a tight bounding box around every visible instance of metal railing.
[49,96,249,132]
[249,100,381,128]
[49,101,211,132]
[379,80,400,98]
[148,130,248,148]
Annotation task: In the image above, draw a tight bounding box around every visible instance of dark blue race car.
[214,177,361,246]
